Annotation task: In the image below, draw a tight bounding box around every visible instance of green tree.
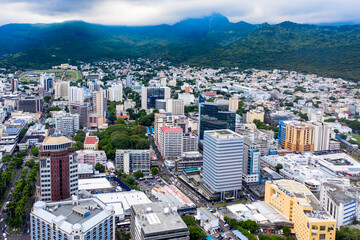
[275,163,283,173]
[31,147,39,157]
[244,220,258,233]
[44,95,51,103]
[133,170,144,179]
[282,226,291,236]
[116,119,126,124]
[151,167,159,176]
[182,215,196,227]
[95,163,105,173]
[189,226,207,240]
[46,106,62,113]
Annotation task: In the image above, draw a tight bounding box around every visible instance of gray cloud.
[0,0,359,26]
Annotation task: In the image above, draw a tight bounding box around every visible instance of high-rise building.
[278,121,288,147]
[203,129,243,200]
[30,197,115,240]
[166,99,184,115]
[159,126,183,160]
[228,97,239,111]
[107,82,123,102]
[313,122,330,151]
[11,78,18,91]
[154,113,173,147]
[182,133,198,152]
[17,96,43,112]
[115,149,150,174]
[69,87,84,104]
[54,81,70,100]
[242,136,261,185]
[40,73,55,92]
[126,75,133,88]
[93,90,107,118]
[284,122,315,152]
[265,180,336,240]
[54,113,80,136]
[141,87,171,109]
[69,103,89,128]
[199,102,236,140]
[130,202,189,240]
[39,132,78,202]
[92,90,107,128]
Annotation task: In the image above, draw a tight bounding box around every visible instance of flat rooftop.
[94,191,151,213]
[132,202,188,235]
[271,180,333,221]
[78,178,113,191]
[205,129,241,139]
[31,198,113,234]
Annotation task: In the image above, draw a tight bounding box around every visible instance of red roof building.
[84,136,99,150]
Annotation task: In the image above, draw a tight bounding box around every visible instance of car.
[27,228,30,234]
[0,218,3,223]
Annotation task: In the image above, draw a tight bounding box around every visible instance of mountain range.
[1,13,360,80]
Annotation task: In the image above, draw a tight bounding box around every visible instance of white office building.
[107,83,123,102]
[159,126,183,160]
[69,87,84,104]
[154,113,174,147]
[30,197,115,240]
[183,133,198,153]
[313,121,330,151]
[166,99,184,115]
[115,149,151,174]
[54,81,70,100]
[203,129,243,200]
[54,113,80,136]
[320,182,357,228]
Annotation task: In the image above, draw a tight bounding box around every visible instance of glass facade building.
[199,103,236,140]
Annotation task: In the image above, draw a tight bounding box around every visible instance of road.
[149,133,210,208]
[0,165,31,240]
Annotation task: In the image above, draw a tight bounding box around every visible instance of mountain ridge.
[1,14,360,80]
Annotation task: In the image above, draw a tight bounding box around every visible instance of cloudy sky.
[0,0,359,26]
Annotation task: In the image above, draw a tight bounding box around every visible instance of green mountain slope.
[1,14,360,79]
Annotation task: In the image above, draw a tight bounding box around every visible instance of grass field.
[351,135,360,144]
[19,69,81,81]
[64,71,81,81]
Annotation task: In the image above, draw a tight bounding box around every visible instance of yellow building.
[265,180,336,240]
[245,110,264,123]
[284,122,314,152]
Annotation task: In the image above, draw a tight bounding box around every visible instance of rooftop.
[94,191,151,214]
[84,136,99,145]
[31,198,113,234]
[270,180,334,221]
[43,134,72,145]
[205,129,242,139]
[78,178,113,191]
[132,202,188,235]
[161,126,183,133]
